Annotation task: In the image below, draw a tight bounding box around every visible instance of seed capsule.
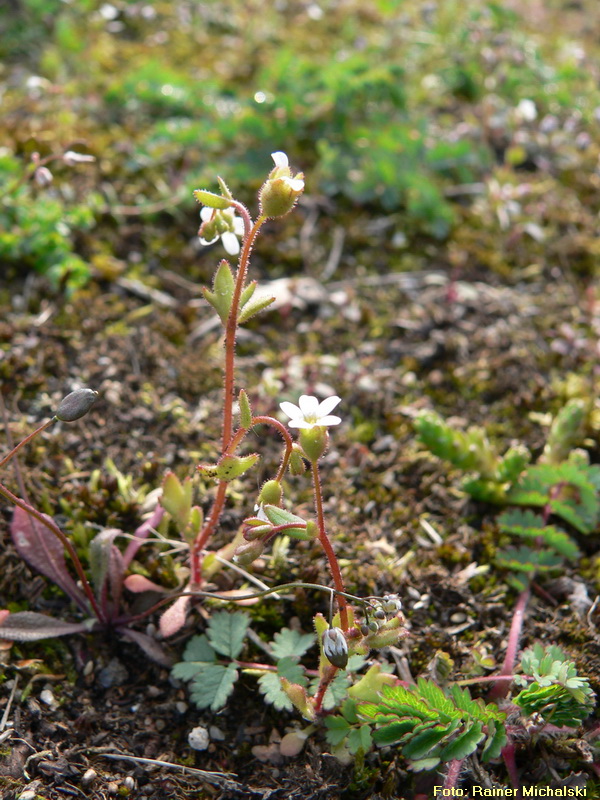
[56,388,98,421]
[322,627,348,669]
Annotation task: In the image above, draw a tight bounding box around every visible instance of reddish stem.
[310,461,349,630]
[488,586,530,701]
[190,215,266,585]
[0,418,56,470]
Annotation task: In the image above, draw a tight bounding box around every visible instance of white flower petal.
[221,231,241,256]
[283,177,304,192]
[233,217,245,236]
[317,395,341,417]
[291,420,313,429]
[298,395,320,417]
[200,207,213,221]
[271,151,289,168]
[199,235,218,246]
[318,415,341,427]
[279,401,302,420]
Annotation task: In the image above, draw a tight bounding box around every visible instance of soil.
[0,255,599,799]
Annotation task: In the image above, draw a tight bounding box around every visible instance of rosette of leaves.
[359,678,507,771]
[513,645,595,728]
[506,460,600,535]
[495,508,581,591]
[414,411,530,502]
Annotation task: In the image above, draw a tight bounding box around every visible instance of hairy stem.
[0,418,56,470]
[488,586,530,701]
[310,461,349,630]
[190,215,266,584]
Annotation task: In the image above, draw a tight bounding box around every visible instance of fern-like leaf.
[359,678,506,769]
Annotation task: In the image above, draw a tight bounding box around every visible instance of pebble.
[82,768,97,786]
[39,689,57,709]
[209,725,225,741]
[188,726,210,750]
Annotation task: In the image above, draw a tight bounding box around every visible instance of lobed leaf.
[270,627,315,660]
[190,663,239,711]
[206,610,250,659]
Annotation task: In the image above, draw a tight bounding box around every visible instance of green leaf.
[495,546,563,573]
[481,719,508,762]
[238,294,276,324]
[262,505,310,539]
[507,463,599,533]
[324,715,351,746]
[372,720,414,745]
[182,633,217,663]
[438,721,484,761]
[497,509,580,559]
[190,663,239,710]
[199,453,260,482]
[347,725,373,755]
[258,657,308,711]
[270,628,315,660]
[238,389,253,429]
[206,610,250,658]
[193,189,232,209]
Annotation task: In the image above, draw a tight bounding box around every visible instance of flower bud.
[55,388,98,421]
[298,427,329,463]
[233,538,265,566]
[322,627,348,669]
[258,480,282,506]
[63,151,95,166]
[289,444,307,476]
[258,152,304,218]
[34,166,53,187]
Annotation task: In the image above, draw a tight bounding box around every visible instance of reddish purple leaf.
[11,506,88,610]
[159,594,191,638]
[122,503,165,568]
[0,611,94,641]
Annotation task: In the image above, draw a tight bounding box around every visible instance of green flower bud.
[56,388,98,421]
[298,427,329,463]
[289,444,307,476]
[258,480,282,505]
[233,539,265,566]
[258,152,304,218]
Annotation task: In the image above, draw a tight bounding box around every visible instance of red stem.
[310,461,348,630]
[190,215,266,585]
[488,586,530,701]
[0,418,56,470]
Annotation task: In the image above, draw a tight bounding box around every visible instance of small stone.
[123,776,135,790]
[188,726,210,750]
[209,725,225,741]
[39,688,56,708]
[175,701,188,714]
[82,768,97,786]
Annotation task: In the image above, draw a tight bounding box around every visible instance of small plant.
[359,677,507,771]
[0,389,171,664]
[173,589,406,722]
[0,148,97,291]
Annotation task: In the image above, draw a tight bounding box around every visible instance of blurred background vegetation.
[1,0,599,291]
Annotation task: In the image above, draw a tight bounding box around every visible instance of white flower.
[279,395,341,429]
[63,151,96,166]
[199,206,245,256]
[270,151,304,192]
